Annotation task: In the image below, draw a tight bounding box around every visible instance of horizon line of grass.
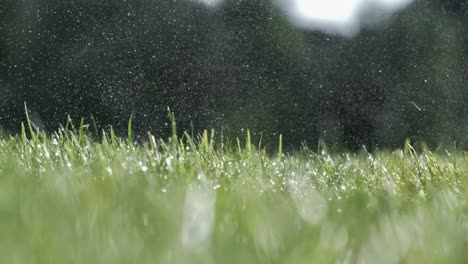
[15,102,463,157]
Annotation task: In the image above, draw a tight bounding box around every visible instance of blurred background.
[0,0,467,150]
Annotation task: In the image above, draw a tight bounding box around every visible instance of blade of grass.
[128,112,134,146]
[24,102,37,143]
[278,134,283,159]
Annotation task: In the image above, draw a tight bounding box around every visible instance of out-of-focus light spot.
[197,0,415,36]
[294,0,362,26]
[280,0,415,36]
[194,0,223,8]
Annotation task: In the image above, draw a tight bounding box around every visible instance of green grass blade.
[127,112,134,146]
[24,102,37,143]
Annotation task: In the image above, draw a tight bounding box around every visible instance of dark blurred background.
[0,0,467,150]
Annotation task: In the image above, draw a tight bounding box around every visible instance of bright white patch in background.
[294,0,363,27]
[194,0,223,8]
[196,0,414,37]
[278,0,415,36]
[180,181,216,254]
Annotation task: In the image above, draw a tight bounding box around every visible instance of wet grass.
[1,122,468,263]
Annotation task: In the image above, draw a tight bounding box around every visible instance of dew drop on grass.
[139,161,148,172]
[165,156,174,172]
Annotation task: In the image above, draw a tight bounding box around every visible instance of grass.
[1,116,468,263]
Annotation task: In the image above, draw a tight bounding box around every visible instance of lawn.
[0,120,467,263]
